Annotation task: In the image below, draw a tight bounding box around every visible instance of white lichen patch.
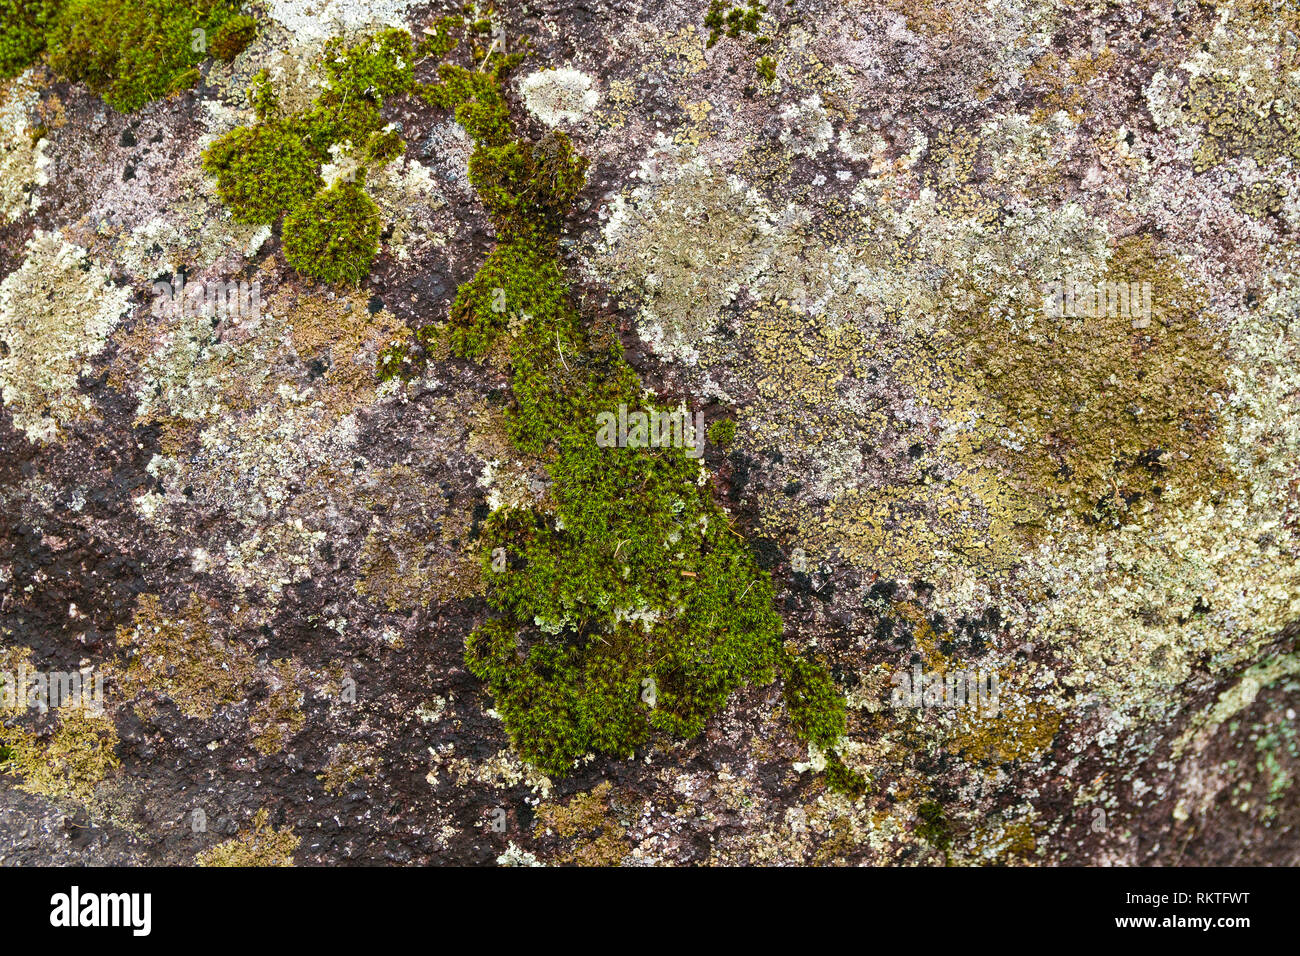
[264,0,426,44]
[779,94,833,157]
[367,154,448,262]
[519,68,599,127]
[0,231,131,443]
[0,70,50,222]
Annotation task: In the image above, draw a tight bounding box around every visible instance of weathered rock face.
[0,0,1297,866]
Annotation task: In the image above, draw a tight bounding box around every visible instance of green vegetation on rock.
[202,25,452,283]
[0,0,58,79]
[398,33,855,786]
[46,0,242,111]
[704,0,764,48]
[201,121,322,224]
[1,0,246,109]
[209,11,255,61]
[282,181,382,285]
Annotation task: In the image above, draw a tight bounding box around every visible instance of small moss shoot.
[708,417,737,447]
[916,800,953,859]
[704,0,765,48]
[209,11,255,60]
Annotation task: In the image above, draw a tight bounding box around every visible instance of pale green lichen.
[0,231,131,444]
[0,70,50,222]
[519,68,599,127]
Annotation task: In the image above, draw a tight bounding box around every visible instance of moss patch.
[408,39,852,786]
[201,121,323,224]
[195,808,299,866]
[0,0,58,79]
[282,182,381,285]
[203,24,466,283]
[3,707,120,805]
[46,0,243,112]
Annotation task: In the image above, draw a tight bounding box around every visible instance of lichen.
[0,230,131,444]
[0,69,51,222]
[519,68,598,127]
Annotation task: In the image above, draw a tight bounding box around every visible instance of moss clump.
[209,11,255,60]
[755,55,775,84]
[201,121,322,224]
[781,650,846,749]
[364,127,405,164]
[45,0,242,112]
[708,417,737,447]
[534,781,630,866]
[111,593,256,720]
[4,707,120,804]
[195,808,299,866]
[0,0,58,79]
[424,41,850,784]
[916,800,952,853]
[704,0,764,48]
[203,25,457,283]
[282,182,382,285]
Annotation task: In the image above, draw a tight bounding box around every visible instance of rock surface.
[1,0,1298,865]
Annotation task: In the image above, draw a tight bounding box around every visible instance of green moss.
[376,340,411,382]
[45,0,242,112]
[202,23,470,283]
[282,182,381,285]
[364,127,405,164]
[414,14,462,61]
[165,64,199,94]
[4,708,120,805]
[209,11,255,60]
[755,55,775,84]
[420,38,850,782]
[322,27,414,99]
[781,650,846,749]
[201,121,323,225]
[916,800,952,853]
[0,0,58,79]
[704,0,765,48]
[246,67,277,121]
[708,417,737,447]
[195,808,299,866]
